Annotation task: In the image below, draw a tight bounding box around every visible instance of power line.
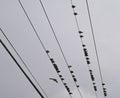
[0,28,48,98]
[38,0,83,98]
[85,0,107,97]
[69,0,99,98]
[18,0,72,97]
[0,39,45,98]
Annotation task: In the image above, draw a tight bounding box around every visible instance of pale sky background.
[0,0,120,98]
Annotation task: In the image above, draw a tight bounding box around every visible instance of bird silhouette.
[49,78,58,83]
[78,31,83,34]
[46,50,50,53]
[82,44,86,47]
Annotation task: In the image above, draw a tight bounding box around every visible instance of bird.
[49,78,58,83]
[68,65,72,68]
[72,75,75,77]
[72,5,76,8]
[74,12,78,15]
[93,86,97,91]
[82,44,86,47]
[70,70,74,73]
[64,83,67,85]
[102,83,105,86]
[46,50,50,53]
[78,31,83,34]
[86,57,90,60]
[61,78,65,81]
[80,35,83,38]
[59,75,62,77]
[77,85,79,88]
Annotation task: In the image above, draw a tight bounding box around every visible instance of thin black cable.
[70,0,92,73]
[0,28,48,98]
[0,39,45,98]
[38,0,83,98]
[69,0,99,98]
[18,0,72,97]
[85,0,106,97]
[85,0,104,85]
[18,0,46,52]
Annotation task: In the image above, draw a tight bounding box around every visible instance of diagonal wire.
[18,0,72,97]
[69,0,99,98]
[38,0,83,98]
[0,39,45,98]
[85,0,107,97]
[0,28,48,98]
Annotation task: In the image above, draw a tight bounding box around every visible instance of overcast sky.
[0,0,120,98]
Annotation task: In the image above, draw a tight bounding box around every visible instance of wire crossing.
[38,0,83,98]
[0,28,48,98]
[18,0,73,97]
[0,39,45,98]
[85,0,107,97]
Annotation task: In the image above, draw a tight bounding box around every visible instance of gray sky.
[0,0,120,98]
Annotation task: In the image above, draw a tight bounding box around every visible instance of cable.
[37,0,84,98]
[18,0,72,97]
[69,0,99,98]
[85,0,107,97]
[0,39,45,98]
[0,28,48,98]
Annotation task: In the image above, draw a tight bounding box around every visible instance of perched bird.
[77,85,79,88]
[69,92,72,95]
[74,12,78,15]
[70,70,74,73]
[46,50,50,53]
[93,82,96,85]
[72,5,76,8]
[78,31,83,34]
[50,58,55,63]
[104,92,107,96]
[68,65,72,68]
[61,78,65,81]
[80,35,83,38]
[73,77,77,82]
[103,88,107,90]
[82,44,86,47]
[89,70,92,74]
[87,60,90,64]
[72,75,75,77]
[86,57,90,60]
[102,83,105,86]
[59,75,63,77]
[64,83,67,85]
[49,78,58,83]
[93,86,97,91]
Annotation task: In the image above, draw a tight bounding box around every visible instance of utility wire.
[69,0,99,98]
[0,39,45,98]
[0,28,48,98]
[85,0,107,97]
[38,0,83,98]
[18,0,72,97]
